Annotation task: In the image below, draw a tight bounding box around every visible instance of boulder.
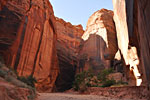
[108,72,123,82]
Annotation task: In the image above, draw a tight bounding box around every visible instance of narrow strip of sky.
[49,0,113,29]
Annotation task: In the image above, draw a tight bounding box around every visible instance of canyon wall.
[0,0,84,92]
[79,9,118,73]
[0,0,59,92]
[134,0,150,87]
[113,0,150,86]
[1,0,150,93]
[55,18,84,91]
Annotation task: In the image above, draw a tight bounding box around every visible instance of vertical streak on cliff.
[136,0,150,86]
[97,34,100,61]
[26,0,32,13]
[49,17,56,34]
[14,16,27,70]
[125,0,134,37]
[0,0,60,92]
[21,17,35,76]
[31,25,44,77]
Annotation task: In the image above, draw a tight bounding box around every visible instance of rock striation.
[133,0,150,86]
[1,0,150,94]
[0,0,59,92]
[0,0,84,92]
[113,0,150,86]
[55,17,84,91]
[79,9,118,73]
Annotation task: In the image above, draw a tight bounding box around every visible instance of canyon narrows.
[0,0,150,100]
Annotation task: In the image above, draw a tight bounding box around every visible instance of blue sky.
[49,0,113,29]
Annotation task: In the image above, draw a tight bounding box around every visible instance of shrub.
[73,68,118,91]
[116,80,128,85]
[73,71,87,91]
[111,80,128,87]
[73,68,129,91]
[73,69,94,91]
[97,68,116,87]
[101,79,116,87]
[17,75,37,88]
[0,60,5,68]
[0,69,7,78]
[0,55,4,64]
[97,68,114,81]
[79,81,87,92]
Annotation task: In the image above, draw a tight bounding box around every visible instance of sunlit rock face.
[112,0,150,86]
[79,9,118,73]
[112,0,129,65]
[113,0,136,85]
[0,0,59,92]
[55,18,84,91]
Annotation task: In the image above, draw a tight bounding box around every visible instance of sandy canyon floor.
[38,93,134,100]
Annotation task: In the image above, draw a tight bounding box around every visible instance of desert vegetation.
[73,68,128,92]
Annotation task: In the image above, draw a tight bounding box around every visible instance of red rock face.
[0,0,7,10]
[54,17,84,91]
[0,0,84,92]
[0,78,34,100]
[135,0,150,86]
[0,0,59,92]
[79,9,118,73]
[87,86,149,99]
[113,0,150,86]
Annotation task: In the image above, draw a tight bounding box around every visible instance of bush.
[79,81,87,92]
[111,80,128,87]
[116,80,128,85]
[97,68,116,87]
[17,75,37,88]
[73,68,118,91]
[0,69,7,78]
[73,69,94,91]
[101,79,116,87]
[0,55,4,64]
[97,68,114,81]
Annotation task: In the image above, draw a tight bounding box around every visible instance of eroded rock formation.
[0,0,84,92]
[55,18,84,91]
[1,0,150,96]
[113,0,150,86]
[79,9,118,73]
[0,78,34,100]
[0,0,59,92]
[133,0,150,86]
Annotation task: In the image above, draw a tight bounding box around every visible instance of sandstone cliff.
[1,0,150,96]
[79,9,118,73]
[0,0,85,92]
[0,0,59,92]
[113,0,150,86]
[55,17,84,91]
[0,77,35,100]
